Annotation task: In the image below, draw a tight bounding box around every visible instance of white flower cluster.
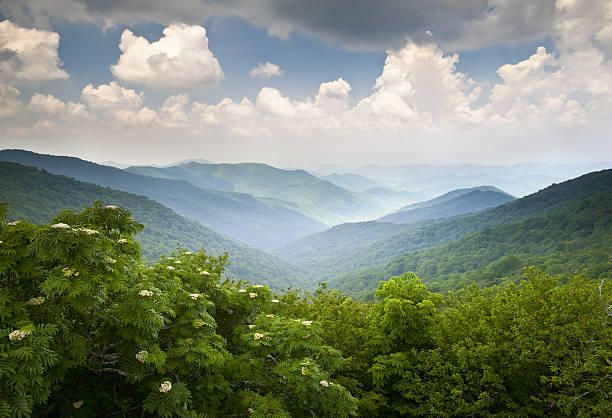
[266,314,275,318]
[190,293,200,300]
[8,221,20,226]
[166,266,175,271]
[301,367,307,375]
[139,290,153,297]
[76,227,98,235]
[9,329,31,341]
[301,321,312,326]
[106,257,117,264]
[159,381,172,393]
[249,293,257,299]
[253,284,264,288]
[104,205,118,209]
[319,380,329,388]
[166,257,174,260]
[73,400,84,409]
[135,350,148,363]
[248,324,256,329]
[26,297,45,305]
[253,333,264,340]
[238,289,247,293]
[200,270,210,276]
[174,260,181,264]
[248,408,255,414]
[185,251,193,255]
[117,238,128,243]
[51,223,70,229]
[62,267,79,277]
[271,299,279,303]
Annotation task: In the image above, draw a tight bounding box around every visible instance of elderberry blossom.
[239,289,247,293]
[139,290,153,297]
[271,299,279,303]
[104,205,118,209]
[248,325,256,329]
[135,351,148,363]
[9,329,31,341]
[253,285,264,288]
[253,333,264,340]
[26,297,45,305]
[200,270,210,276]
[166,266,175,271]
[51,223,70,229]
[302,321,312,326]
[73,401,84,409]
[76,227,98,235]
[117,238,128,243]
[159,381,172,393]
[190,293,200,300]
[320,380,329,388]
[266,314,275,318]
[249,293,257,299]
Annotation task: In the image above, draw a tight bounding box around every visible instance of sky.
[0,0,610,169]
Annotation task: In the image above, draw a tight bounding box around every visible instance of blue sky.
[0,1,610,167]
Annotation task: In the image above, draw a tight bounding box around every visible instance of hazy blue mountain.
[274,169,611,282]
[349,162,611,197]
[0,150,326,249]
[322,172,382,192]
[126,161,389,225]
[0,162,309,290]
[379,186,515,224]
[330,169,612,297]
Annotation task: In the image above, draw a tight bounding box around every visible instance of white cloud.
[249,62,283,77]
[81,81,144,110]
[111,23,223,89]
[0,20,68,83]
[0,83,22,118]
[349,42,481,131]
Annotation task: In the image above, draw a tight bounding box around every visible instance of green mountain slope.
[126,162,390,225]
[274,169,612,282]
[330,185,612,296]
[0,150,326,249]
[0,161,309,289]
[378,187,515,224]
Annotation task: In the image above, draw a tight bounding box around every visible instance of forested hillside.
[126,162,407,224]
[0,162,309,289]
[378,186,515,224]
[275,169,612,282]
[331,173,612,297]
[0,150,326,248]
[2,205,609,416]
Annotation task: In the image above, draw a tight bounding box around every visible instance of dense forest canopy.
[1,203,610,416]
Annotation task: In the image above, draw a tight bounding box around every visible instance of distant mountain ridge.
[378,186,515,224]
[125,161,401,225]
[329,169,612,296]
[274,169,611,282]
[0,161,309,289]
[0,149,326,249]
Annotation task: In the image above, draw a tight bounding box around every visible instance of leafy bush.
[0,203,355,417]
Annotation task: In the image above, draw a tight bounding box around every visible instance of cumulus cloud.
[0,0,557,52]
[0,20,68,83]
[349,42,481,131]
[249,61,283,77]
[111,23,223,89]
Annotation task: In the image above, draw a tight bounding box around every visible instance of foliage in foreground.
[0,202,355,417]
[1,202,610,417]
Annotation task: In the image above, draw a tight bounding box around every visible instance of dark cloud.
[1,0,557,51]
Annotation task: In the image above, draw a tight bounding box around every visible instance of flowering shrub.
[0,202,356,417]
